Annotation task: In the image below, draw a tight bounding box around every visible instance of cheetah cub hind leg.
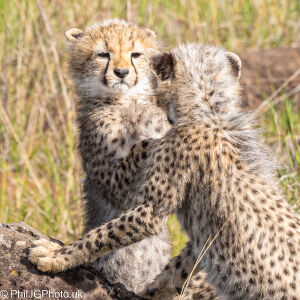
[175,271,220,300]
[141,271,220,300]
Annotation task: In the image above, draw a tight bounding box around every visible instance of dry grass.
[0,0,299,255]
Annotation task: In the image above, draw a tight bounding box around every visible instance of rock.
[0,222,142,300]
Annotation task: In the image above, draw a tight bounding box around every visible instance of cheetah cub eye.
[131,52,142,59]
[98,53,110,59]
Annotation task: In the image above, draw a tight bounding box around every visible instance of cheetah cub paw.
[28,239,66,273]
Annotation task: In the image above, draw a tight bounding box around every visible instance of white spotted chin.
[111,82,131,91]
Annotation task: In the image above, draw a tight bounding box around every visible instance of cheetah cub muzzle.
[29,43,300,300]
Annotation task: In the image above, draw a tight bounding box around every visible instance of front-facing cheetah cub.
[63,19,171,293]
[29,43,300,299]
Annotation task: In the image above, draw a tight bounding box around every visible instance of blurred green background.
[0,0,299,256]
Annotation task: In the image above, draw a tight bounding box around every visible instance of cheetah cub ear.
[65,28,84,42]
[144,49,175,81]
[226,52,241,79]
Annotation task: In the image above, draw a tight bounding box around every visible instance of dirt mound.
[239,47,300,107]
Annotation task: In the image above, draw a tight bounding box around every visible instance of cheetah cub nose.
[114,68,129,78]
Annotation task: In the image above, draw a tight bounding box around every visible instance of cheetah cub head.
[145,43,242,125]
[65,19,160,98]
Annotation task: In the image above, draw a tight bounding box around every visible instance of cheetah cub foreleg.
[29,200,168,273]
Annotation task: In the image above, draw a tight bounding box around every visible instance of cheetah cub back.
[143,43,300,299]
[65,19,171,293]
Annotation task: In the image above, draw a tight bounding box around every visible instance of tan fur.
[66,19,160,96]
[59,19,172,294]
[29,42,300,299]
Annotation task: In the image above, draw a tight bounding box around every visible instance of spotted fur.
[63,19,172,293]
[29,44,300,299]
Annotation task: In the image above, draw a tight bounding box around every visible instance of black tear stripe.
[131,58,138,86]
[152,53,175,81]
[103,57,110,86]
[103,41,110,86]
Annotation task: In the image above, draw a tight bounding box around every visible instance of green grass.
[262,97,300,210]
[0,0,299,257]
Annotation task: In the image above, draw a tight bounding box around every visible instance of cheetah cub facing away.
[64,19,171,293]
[29,44,300,299]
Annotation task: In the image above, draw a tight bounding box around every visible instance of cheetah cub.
[29,44,300,299]
[63,19,171,293]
